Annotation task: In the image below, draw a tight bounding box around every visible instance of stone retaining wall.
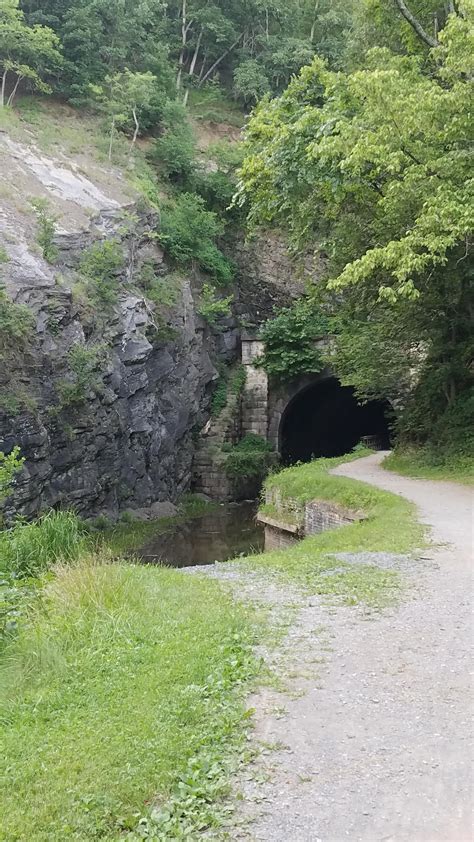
[258,492,365,548]
[304,500,363,534]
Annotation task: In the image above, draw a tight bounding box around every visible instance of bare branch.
[393,0,440,48]
[198,33,243,87]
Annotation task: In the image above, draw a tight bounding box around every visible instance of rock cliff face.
[0,129,304,519]
[0,205,232,519]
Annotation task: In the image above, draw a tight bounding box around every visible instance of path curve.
[332,451,472,560]
[221,452,473,841]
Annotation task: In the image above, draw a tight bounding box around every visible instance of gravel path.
[195,453,473,841]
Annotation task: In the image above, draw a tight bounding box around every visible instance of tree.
[22,0,173,105]
[233,58,270,105]
[158,192,234,284]
[237,2,473,448]
[90,69,158,160]
[0,0,61,107]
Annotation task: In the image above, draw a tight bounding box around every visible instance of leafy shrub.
[79,239,124,305]
[197,243,234,286]
[57,344,106,409]
[259,299,329,381]
[158,193,234,286]
[192,142,243,215]
[0,511,87,578]
[150,100,196,182]
[193,169,236,214]
[198,283,233,327]
[0,289,34,352]
[0,447,24,502]
[31,198,59,264]
[233,59,270,106]
[224,435,275,481]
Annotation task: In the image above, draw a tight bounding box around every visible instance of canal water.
[136,502,264,568]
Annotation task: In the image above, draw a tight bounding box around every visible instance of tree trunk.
[393,0,440,47]
[310,0,319,42]
[108,116,115,161]
[198,33,243,87]
[198,51,208,81]
[0,70,7,108]
[189,27,203,77]
[7,74,23,107]
[128,108,139,160]
[176,0,187,92]
[183,26,203,106]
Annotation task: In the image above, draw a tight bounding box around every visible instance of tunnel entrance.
[280,377,391,465]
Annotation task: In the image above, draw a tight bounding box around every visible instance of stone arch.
[267,369,333,451]
[269,372,392,463]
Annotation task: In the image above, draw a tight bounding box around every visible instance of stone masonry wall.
[241,338,268,439]
[304,500,364,534]
[259,490,364,549]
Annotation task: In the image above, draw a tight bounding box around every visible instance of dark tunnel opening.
[280,377,392,465]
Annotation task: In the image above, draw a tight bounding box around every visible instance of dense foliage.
[258,299,329,380]
[8,0,358,113]
[237,0,473,457]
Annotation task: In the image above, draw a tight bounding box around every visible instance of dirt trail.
[200,453,473,841]
[333,452,472,561]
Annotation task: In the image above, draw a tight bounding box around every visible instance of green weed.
[30,198,59,264]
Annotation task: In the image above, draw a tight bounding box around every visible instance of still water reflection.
[136,502,264,568]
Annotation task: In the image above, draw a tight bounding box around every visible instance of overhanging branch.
[394,0,440,48]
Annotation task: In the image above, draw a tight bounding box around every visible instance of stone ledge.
[256,512,302,536]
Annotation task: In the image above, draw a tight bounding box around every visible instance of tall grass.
[0,557,260,841]
[383,448,474,486]
[0,511,87,578]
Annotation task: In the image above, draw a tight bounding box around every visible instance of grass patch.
[246,451,426,608]
[0,556,261,841]
[187,87,244,128]
[0,511,87,579]
[383,448,474,486]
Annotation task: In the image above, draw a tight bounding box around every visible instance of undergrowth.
[0,510,87,579]
[383,448,473,486]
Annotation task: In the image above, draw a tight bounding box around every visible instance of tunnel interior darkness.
[280,377,391,465]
